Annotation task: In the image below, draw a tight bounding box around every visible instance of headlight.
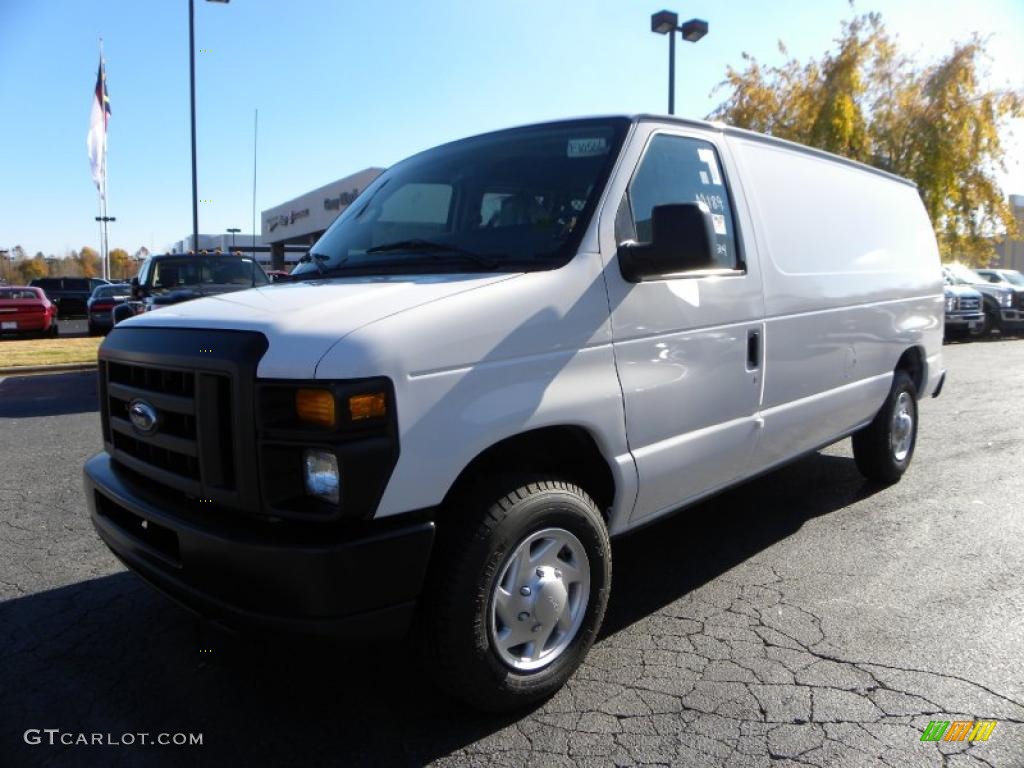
[295,388,335,427]
[945,296,956,312]
[294,387,388,428]
[998,291,1012,307]
[303,449,340,505]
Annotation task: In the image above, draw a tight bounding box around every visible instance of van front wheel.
[852,370,918,484]
[418,477,611,712]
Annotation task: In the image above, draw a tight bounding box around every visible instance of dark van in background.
[30,277,110,317]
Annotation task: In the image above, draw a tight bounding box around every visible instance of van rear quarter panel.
[727,135,943,464]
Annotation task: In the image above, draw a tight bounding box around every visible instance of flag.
[87,56,111,191]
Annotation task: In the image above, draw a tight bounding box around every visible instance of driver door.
[602,127,765,524]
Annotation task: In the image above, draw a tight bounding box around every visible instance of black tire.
[852,370,918,484]
[49,323,59,338]
[418,476,611,712]
[981,303,1001,337]
[87,322,98,336]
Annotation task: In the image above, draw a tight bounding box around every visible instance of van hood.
[120,273,522,378]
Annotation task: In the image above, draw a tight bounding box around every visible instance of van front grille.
[103,360,235,497]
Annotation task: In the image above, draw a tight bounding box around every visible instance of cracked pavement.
[1,338,1023,767]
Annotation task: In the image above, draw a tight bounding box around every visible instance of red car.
[0,286,59,337]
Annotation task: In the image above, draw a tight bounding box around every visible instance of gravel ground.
[1,337,1022,767]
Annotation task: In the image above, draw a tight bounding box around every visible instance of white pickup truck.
[85,115,944,710]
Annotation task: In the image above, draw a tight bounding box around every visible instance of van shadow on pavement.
[0,372,98,418]
[0,451,880,767]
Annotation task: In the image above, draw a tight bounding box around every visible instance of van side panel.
[728,136,943,467]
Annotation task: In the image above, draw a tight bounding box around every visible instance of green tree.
[710,12,1023,265]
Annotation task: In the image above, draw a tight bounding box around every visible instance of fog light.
[303,449,340,504]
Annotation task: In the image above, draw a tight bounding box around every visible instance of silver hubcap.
[890,391,914,462]
[489,527,590,672]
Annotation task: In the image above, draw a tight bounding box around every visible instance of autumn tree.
[709,12,1023,265]
[15,252,47,282]
[109,248,132,280]
[77,246,102,278]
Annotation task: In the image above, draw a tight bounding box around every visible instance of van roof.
[466,114,916,190]
[629,113,917,189]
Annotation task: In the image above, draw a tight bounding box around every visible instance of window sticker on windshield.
[711,214,727,235]
[568,138,608,158]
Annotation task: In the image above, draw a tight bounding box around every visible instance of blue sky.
[1,0,1022,257]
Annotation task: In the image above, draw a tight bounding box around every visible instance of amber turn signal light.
[349,392,386,421]
[295,389,336,427]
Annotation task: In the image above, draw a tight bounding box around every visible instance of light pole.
[226,227,241,251]
[189,0,230,253]
[650,10,708,116]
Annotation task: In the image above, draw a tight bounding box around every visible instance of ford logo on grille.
[128,399,160,435]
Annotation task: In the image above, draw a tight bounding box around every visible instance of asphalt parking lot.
[1,338,1022,767]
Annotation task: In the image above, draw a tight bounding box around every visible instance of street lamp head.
[227,228,241,233]
[680,18,708,43]
[651,10,678,34]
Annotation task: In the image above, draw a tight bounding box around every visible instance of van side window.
[627,134,739,270]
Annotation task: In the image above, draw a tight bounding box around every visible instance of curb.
[0,363,98,377]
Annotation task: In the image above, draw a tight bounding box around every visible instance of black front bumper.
[84,452,435,638]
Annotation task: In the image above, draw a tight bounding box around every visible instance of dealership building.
[260,167,384,269]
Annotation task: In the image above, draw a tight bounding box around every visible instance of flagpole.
[97,194,105,280]
[98,37,109,280]
[101,38,110,280]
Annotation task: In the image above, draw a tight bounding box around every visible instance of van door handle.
[747,330,761,370]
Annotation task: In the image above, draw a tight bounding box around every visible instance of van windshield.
[292,118,630,278]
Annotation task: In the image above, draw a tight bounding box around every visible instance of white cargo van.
[85,116,945,710]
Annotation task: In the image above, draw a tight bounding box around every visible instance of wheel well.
[895,346,925,396]
[443,426,616,517]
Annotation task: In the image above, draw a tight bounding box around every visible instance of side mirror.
[618,202,717,282]
[130,276,140,299]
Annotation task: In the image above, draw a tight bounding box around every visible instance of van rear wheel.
[852,370,917,484]
[418,476,611,712]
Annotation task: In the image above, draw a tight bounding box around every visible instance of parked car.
[942,263,1019,336]
[0,285,59,337]
[29,276,110,317]
[85,115,944,711]
[111,252,271,325]
[942,283,985,339]
[975,268,1024,332]
[86,283,132,336]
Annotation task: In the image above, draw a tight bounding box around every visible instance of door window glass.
[627,134,739,270]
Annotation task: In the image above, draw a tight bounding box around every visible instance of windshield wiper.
[365,239,500,269]
[297,251,331,275]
